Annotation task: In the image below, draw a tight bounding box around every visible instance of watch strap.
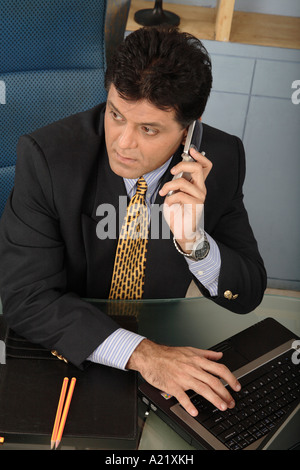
[173,231,210,261]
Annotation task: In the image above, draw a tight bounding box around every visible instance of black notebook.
[0,309,138,449]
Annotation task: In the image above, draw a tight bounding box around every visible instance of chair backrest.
[0,0,108,216]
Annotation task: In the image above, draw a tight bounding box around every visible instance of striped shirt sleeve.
[87,328,145,370]
[185,232,221,297]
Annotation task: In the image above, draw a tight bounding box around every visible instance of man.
[0,26,266,417]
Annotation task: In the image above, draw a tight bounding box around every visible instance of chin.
[108,157,141,179]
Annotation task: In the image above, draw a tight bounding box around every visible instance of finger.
[160,178,205,201]
[171,368,234,415]
[188,348,241,393]
[189,147,213,180]
[170,149,211,175]
[172,379,231,416]
[198,370,236,408]
[197,356,241,394]
[164,191,202,208]
[188,348,223,361]
[170,161,206,191]
[174,389,199,417]
[187,377,230,412]
[170,161,200,177]
[174,171,206,196]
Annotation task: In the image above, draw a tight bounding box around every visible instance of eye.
[141,126,158,136]
[110,110,124,121]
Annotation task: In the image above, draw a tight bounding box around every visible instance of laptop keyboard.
[190,350,300,450]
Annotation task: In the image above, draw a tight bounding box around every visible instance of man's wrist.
[174,238,196,255]
[126,338,162,372]
[173,230,210,261]
[173,231,202,254]
[126,338,149,371]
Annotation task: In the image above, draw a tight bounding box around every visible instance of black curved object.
[134,0,180,26]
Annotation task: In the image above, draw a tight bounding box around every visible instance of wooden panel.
[231,11,300,49]
[215,0,235,42]
[126,0,216,40]
[126,0,300,50]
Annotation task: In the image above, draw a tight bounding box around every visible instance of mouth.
[115,151,137,164]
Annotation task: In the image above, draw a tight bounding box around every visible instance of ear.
[181,127,189,145]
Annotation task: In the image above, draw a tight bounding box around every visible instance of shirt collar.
[123,156,173,200]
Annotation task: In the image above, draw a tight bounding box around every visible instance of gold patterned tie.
[109,177,148,300]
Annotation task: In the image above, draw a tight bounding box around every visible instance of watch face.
[194,240,210,260]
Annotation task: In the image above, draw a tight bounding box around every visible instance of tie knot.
[135,177,148,196]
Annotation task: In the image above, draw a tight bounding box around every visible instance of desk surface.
[0,293,299,450]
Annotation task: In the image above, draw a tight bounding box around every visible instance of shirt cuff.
[87,328,145,370]
[185,232,221,296]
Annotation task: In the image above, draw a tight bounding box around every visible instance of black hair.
[105,26,212,128]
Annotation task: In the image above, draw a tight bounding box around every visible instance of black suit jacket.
[0,103,266,367]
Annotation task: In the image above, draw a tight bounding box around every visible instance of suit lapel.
[81,116,128,299]
[91,147,128,222]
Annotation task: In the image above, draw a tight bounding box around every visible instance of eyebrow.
[107,100,166,130]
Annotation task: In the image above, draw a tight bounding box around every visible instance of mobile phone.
[167,120,203,196]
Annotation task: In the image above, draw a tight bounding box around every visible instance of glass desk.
[0,293,299,450]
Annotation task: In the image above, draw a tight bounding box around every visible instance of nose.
[118,124,138,150]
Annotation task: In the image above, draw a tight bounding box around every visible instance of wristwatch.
[173,231,210,261]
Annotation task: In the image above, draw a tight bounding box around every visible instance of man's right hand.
[126,339,241,417]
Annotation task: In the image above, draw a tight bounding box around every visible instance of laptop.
[139,317,300,450]
[257,402,300,450]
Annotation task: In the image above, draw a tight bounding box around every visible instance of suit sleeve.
[194,136,267,314]
[0,135,119,368]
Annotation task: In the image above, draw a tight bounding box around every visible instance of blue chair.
[0,0,109,217]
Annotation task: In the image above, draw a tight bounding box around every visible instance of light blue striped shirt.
[87,157,221,369]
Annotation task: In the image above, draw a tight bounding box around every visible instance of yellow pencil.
[50,377,69,450]
[55,377,76,449]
